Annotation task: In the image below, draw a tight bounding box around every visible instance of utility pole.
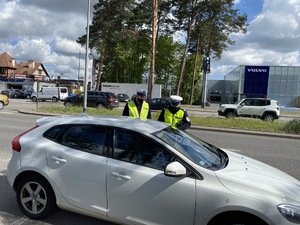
[78,51,81,93]
[83,0,90,113]
[201,55,210,108]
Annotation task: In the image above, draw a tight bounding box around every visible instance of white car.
[6,115,300,225]
[218,98,280,121]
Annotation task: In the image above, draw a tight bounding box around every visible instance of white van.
[31,87,68,102]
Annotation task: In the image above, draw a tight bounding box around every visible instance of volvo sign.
[244,66,270,96]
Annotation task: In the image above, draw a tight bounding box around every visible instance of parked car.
[7,115,300,225]
[11,89,23,98]
[31,87,69,102]
[218,98,280,121]
[131,94,136,101]
[116,93,130,102]
[64,90,119,109]
[0,93,9,109]
[20,89,33,99]
[0,90,10,97]
[1,89,14,98]
[148,98,171,110]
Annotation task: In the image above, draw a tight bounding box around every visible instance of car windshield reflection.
[153,127,228,170]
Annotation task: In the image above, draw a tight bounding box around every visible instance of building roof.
[15,60,49,77]
[0,52,49,78]
[0,52,17,68]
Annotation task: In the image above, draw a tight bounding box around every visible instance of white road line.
[224,148,241,152]
[0,112,14,115]
[10,217,29,225]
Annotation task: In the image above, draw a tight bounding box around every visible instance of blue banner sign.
[244,66,269,95]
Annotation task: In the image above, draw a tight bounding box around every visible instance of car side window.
[99,93,106,98]
[114,128,175,170]
[60,125,107,155]
[256,100,265,106]
[243,99,253,106]
[161,99,168,104]
[43,125,68,141]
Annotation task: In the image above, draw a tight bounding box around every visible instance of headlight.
[278,204,300,224]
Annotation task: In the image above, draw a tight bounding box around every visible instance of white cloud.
[1,0,300,81]
[210,0,300,80]
[0,0,96,79]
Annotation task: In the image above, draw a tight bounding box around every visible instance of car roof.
[243,98,269,99]
[36,115,168,134]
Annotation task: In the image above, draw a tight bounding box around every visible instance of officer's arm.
[157,109,165,122]
[122,103,129,116]
[178,110,191,130]
[147,106,152,119]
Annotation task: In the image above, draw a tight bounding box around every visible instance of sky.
[0,0,300,81]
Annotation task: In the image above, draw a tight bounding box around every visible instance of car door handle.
[111,172,131,180]
[50,156,67,163]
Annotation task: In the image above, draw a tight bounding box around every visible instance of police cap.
[137,89,147,97]
[170,95,183,105]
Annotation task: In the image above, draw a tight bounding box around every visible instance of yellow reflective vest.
[128,101,149,120]
[164,108,184,128]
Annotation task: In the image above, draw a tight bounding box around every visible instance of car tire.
[96,103,104,109]
[225,110,236,118]
[16,175,57,219]
[13,93,18,98]
[52,97,58,102]
[64,101,72,107]
[263,114,275,121]
[0,101,4,110]
[31,96,37,102]
[26,94,31,99]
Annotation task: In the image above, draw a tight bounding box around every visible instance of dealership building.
[208,65,300,108]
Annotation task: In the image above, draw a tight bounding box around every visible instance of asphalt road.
[0,99,299,225]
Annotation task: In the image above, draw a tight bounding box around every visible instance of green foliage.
[280,119,300,134]
[77,0,247,100]
[190,117,285,133]
[155,35,184,97]
[180,54,201,104]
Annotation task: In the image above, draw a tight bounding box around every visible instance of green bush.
[280,119,300,134]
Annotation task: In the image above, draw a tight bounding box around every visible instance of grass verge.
[33,106,297,134]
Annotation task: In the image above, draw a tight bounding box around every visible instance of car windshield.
[153,127,228,170]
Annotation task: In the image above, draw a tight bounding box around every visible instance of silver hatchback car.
[7,115,300,225]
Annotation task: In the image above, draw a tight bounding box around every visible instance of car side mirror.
[241,103,245,106]
[164,161,186,177]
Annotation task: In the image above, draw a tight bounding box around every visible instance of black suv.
[64,91,119,109]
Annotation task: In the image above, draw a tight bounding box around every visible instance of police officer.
[122,89,151,119]
[158,95,191,130]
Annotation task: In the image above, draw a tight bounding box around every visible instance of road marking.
[224,148,241,152]
[0,212,29,225]
[10,217,29,225]
[0,112,14,115]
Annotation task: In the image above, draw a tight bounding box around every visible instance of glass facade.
[224,65,300,107]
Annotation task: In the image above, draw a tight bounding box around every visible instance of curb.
[190,126,300,140]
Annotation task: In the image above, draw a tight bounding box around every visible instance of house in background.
[0,52,50,90]
[0,52,17,79]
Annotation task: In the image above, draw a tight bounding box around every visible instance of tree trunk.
[189,37,201,105]
[148,0,158,100]
[96,50,105,91]
[175,20,192,96]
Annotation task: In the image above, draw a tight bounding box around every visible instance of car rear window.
[106,92,116,98]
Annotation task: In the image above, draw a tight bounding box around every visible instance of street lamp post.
[83,0,90,113]
[78,51,81,93]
